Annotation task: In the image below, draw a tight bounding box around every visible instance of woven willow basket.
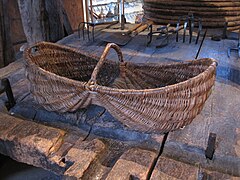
[25,42,217,133]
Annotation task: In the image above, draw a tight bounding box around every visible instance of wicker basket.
[25,42,217,133]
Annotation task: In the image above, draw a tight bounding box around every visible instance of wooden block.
[64,138,105,179]
[151,157,198,180]
[106,148,156,180]
[0,114,67,173]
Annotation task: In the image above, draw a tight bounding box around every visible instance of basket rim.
[24,41,217,94]
[93,59,217,94]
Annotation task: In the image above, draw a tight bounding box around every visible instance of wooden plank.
[44,0,65,42]
[164,37,240,176]
[0,8,4,67]
[151,157,198,180]
[0,0,15,67]
[7,0,26,50]
[62,5,73,35]
[0,113,66,172]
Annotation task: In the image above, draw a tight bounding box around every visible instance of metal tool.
[176,14,202,44]
[79,0,120,42]
[78,21,119,41]
[0,78,16,110]
[195,19,202,44]
[101,23,142,46]
[78,22,95,41]
[228,29,240,58]
[147,24,170,45]
[120,0,125,30]
[195,29,207,59]
[205,133,216,160]
[222,22,228,39]
[147,23,180,47]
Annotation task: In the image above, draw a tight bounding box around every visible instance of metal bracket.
[222,22,228,39]
[205,133,216,160]
[147,24,170,47]
[176,14,202,44]
[0,78,16,110]
[228,29,240,58]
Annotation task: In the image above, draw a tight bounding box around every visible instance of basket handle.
[88,43,124,86]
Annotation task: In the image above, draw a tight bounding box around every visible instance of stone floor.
[0,24,239,179]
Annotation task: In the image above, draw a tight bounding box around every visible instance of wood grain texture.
[17,0,72,45]
[17,0,47,45]
[7,0,26,49]
[0,0,15,67]
[63,0,84,31]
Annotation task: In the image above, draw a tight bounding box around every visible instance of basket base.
[10,100,167,142]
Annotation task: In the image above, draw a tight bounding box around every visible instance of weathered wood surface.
[0,112,237,179]
[17,0,47,45]
[44,0,72,41]
[106,148,156,179]
[0,111,106,178]
[0,0,15,67]
[151,156,237,180]
[0,25,240,178]
[0,12,3,67]
[0,0,82,53]
[7,0,26,51]
[17,0,72,46]
[62,0,84,32]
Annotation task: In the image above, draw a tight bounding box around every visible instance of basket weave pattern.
[25,42,217,133]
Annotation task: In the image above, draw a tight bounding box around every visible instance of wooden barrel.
[143,0,240,30]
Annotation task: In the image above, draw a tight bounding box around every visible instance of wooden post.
[17,0,72,46]
[0,0,15,68]
[17,0,47,45]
